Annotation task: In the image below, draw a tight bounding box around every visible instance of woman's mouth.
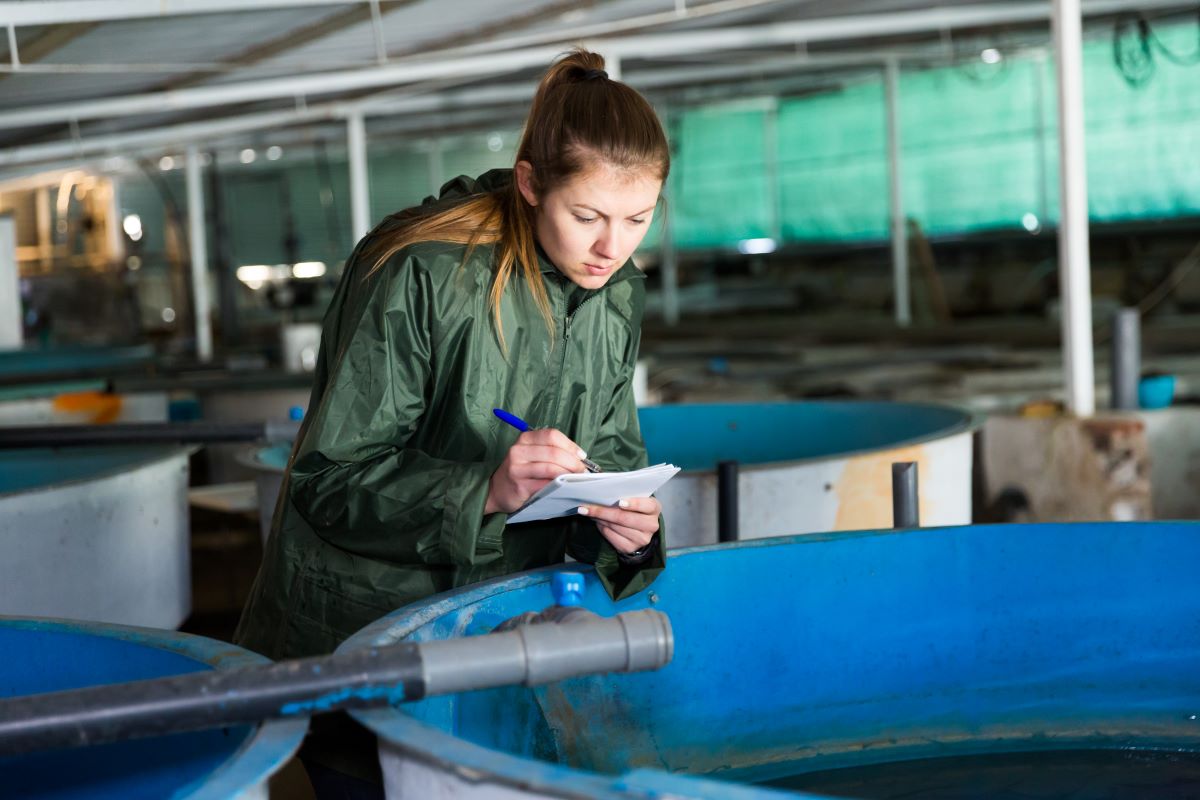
[585,263,613,276]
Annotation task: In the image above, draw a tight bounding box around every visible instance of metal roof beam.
[1,0,1193,132]
[0,1,370,26]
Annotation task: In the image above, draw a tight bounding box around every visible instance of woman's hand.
[485,428,589,515]
[579,496,661,555]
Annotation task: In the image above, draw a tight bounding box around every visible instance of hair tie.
[581,68,608,81]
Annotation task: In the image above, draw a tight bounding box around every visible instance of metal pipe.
[0,608,672,757]
[884,57,910,327]
[0,420,301,449]
[0,215,19,350]
[346,112,371,244]
[718,460,739,542]
[660,188,680,326]
[1111,307,1141,410]
[0,0,368,25]
[892,461,920,528]
[1053,0,1096,417]
[185,145,213,363]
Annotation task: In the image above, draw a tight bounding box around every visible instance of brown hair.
[363,48,670,351]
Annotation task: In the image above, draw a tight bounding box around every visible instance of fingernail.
[577,506,589,516]
[577,448,588,459]
[618,500,630,509]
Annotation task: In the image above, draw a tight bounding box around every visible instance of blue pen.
[492,408,601,473]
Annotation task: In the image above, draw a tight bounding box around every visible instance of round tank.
[194,374,311,484]
[0,446,192,628]
[242,401,978,550]
[640,402,978,546]
[0,345,153,381]
[0,616,306,799]
[343,521,1200,799]
[0,346,165,427]
[238,442,291,545]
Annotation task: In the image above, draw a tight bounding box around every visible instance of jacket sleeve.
[288,252,507,566]
[567,321,666,600]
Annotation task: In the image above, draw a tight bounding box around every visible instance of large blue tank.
[343,522,1200,798]
[0,616,306,799]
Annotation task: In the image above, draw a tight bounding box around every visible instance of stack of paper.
[507,463,680,524]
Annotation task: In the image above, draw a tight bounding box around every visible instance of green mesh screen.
[117,20,1200,265]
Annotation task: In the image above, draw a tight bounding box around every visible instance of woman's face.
[517,161,662,290]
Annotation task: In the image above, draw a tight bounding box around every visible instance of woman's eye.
[574,215,597,224]
[630,218,647,226]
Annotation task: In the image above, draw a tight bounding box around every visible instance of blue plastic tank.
[342,522,1200,798]
[0,616,306,799]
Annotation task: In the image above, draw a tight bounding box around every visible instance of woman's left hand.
[578,497,660,556]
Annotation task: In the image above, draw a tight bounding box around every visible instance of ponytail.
[363,48,670,353]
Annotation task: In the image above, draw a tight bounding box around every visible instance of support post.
[660,191,680,326]
[892,461,919,528]
[884,57,910,327]
[717,460,739,543]
[1111,308,1140,410]
[1052,0,1096,417]
[0,214,19,349]
[185,146,213,362]
[346,112,371,244]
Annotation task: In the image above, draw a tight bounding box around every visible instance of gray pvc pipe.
[1111,307,1141,411]
[892,461,920,528]
[420,609,673,695]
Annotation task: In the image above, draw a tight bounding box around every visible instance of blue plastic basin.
[0,618,306,799]
[343,522,1200,798]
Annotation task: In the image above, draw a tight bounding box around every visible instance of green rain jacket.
[235,169,665,661]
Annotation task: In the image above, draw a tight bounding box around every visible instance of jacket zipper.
[551,292,599,423]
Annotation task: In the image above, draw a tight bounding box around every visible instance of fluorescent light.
[239,148,257,164]
[981,48,1002,64]
[292,261,327,279]
[266,145,283,161]
[1022,212,1040,232]
[158,155,175,171]
[122,213,143,241]
[236,264,273,288]
[737,237,777,255]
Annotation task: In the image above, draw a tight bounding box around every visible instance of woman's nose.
[593,227,620,260]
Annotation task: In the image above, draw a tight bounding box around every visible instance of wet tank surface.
[0,617,306,800]
[341,521,1200,799]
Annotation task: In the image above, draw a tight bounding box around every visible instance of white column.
[0,213,20,349]
[185,145,213,362]
[884,58,910,327]
[347,112,371,243]
[661,196,680,326]
[605,53,622,82]
[1052,0,1096,417]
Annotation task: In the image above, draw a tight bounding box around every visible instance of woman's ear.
[514,161,539,207]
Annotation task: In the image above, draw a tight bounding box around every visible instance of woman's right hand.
[485,428,589,515]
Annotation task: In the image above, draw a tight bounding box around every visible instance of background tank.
[0,616,306,799]
[641,401,978,545]
[0,446,192,628]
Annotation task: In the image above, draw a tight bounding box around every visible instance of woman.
[235,48,669,795]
